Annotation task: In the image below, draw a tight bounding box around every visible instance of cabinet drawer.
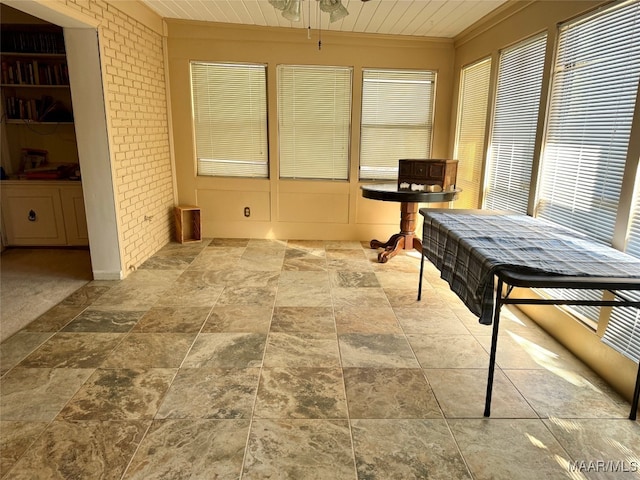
[1,186,67,245]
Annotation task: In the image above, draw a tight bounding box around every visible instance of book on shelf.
[4,94,73,122]
[1,58,68,86]
[0,29,65,55]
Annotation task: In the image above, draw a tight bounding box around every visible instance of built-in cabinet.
[1,25,78,174]
[1,20,86,248]
[1,180,87,246]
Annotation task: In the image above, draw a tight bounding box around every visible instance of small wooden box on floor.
[398,159,458,192]
[174,205,201,243]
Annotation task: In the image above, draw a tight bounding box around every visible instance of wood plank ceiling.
[142,0,509,38]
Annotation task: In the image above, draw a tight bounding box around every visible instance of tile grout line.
[238,238,285,479]
[119,238,215,479]
[334,241,360,480]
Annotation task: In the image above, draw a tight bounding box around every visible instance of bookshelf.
[0,24,78,177]
[0,17,85,248]
[1,27,73,124]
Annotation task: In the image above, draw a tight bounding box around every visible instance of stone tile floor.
[1,239,639,479]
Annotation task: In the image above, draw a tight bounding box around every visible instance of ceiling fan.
[269,0,371,23]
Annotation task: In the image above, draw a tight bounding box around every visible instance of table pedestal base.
[370,234,422,263]
[370,202,422,263]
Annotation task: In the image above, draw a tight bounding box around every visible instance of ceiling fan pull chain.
[318,1,322,50]
[308,0,311,39]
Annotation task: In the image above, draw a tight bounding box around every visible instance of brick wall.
[66,0,174,274]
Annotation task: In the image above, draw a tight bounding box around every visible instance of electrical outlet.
[244,207,250,217]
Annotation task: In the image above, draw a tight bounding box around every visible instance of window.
[359,69,436,180]
[277,65,352,180]
[484,33,547,213]
[625,193,640,260]
[602,189,640,363]
[454,58,491,208]
[537,0,640,244]
[537,0,640,324]
[191,62,268,178]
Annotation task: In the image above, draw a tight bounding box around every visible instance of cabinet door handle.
[28,209,36,222]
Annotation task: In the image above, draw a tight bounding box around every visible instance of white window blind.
[277,65,352,180]
[359,69,436,180]
[485,33,547,213]
[537,0,640,325]
[191,62,268,178]
[454,58,491,209]
[537,0,640,244]
[602,190,640,363]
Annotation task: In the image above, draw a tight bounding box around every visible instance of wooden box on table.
[398,159,458,192]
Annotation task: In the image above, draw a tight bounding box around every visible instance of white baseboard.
[92,270,123,281]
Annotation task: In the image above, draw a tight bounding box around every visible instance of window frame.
[358,68,437,181]
[484,33,547,214]
[535,0,640,244]
[190,61,269,179]
[454,57,492,209]
[535,0,640,327]
[277,64,353,181]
